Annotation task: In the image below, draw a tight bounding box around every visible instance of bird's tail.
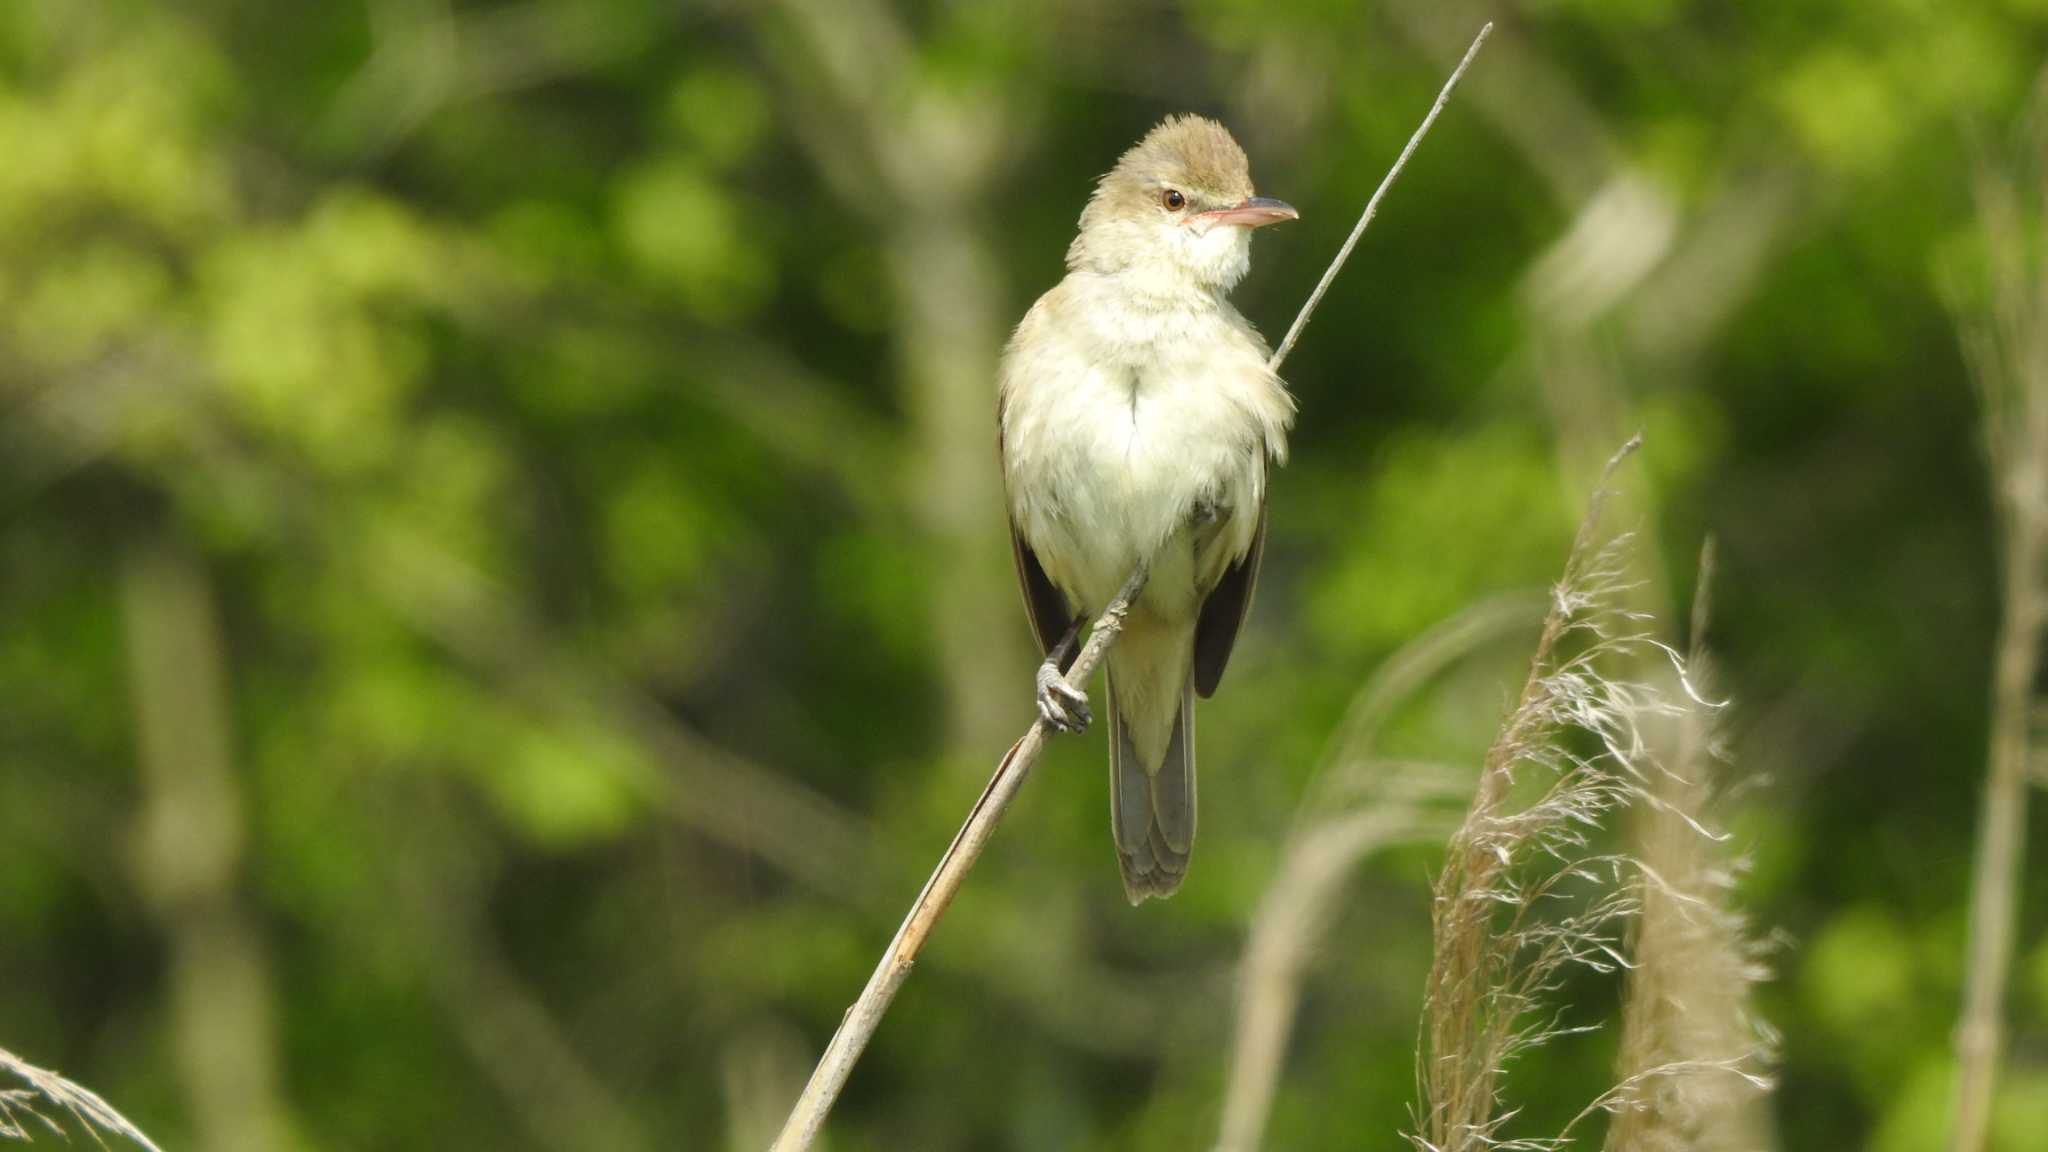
[1107,659,1196,904]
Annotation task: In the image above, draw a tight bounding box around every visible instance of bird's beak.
[1197,196,1299,228]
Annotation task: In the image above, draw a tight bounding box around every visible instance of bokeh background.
[2,1,2045,1149]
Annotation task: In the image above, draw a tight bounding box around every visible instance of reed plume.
[1602,542,1776,1152]
[1408,439,1771,1152]
[0,1045,161,1151]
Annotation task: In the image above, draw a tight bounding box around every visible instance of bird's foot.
[1035,661,1092,733]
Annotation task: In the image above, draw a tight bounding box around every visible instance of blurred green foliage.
[0,1,2044,1149]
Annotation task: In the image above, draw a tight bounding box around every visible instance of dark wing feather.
[999,411,1079,670]
[1010,523,1077,669]
[1193,499,1266,698]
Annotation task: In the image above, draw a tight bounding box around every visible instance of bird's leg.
[1191,497,1223,526]
[1035,614,1093,734]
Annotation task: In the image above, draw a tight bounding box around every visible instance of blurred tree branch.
[682,334,901,518]
[377,790,656,1152]
[120,531,295,1152]
[758,0,1035,755]
[359,512,883,901]
[318,0,660,161]
[1945,98,2048,1152]
[1390,0,1808,480]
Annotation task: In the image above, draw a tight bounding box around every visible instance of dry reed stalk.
[770,564,1148,1152]
[771,25,1494,1151]
[1945,86,2048,1152]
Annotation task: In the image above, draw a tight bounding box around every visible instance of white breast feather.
[1000,274,1293,619]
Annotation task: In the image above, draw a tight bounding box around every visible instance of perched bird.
[998,116,1296,903]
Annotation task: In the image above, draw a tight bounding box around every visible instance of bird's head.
[1066,115,1296,296]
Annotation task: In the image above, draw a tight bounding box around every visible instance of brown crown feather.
[1083,115,1255,225]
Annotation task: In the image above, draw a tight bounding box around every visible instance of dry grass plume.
[1408,439,1773,1152]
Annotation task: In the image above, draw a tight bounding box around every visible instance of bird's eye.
[1162,189,1186,211]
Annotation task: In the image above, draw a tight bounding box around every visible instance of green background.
[1,1,2043,1149]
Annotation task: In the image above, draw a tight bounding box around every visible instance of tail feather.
[1108,669,1196,904]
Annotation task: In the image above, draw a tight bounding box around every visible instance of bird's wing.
[998,402,1078,666]
[1193,497,1265,698]
[1010,520,1077,665]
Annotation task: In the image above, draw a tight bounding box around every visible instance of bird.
[997,115,1296,903]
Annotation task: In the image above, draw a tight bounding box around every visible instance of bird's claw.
[1035,662,1092,733]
